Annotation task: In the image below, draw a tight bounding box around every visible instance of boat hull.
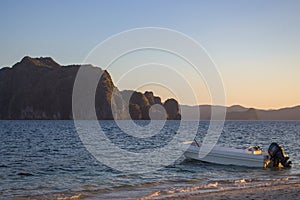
[182,143,266,168]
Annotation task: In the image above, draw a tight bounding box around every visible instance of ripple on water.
[0,120,299,199]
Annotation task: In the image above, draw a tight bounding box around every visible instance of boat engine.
[267,142,292,168]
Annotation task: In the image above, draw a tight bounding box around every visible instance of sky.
[0,0,299,109]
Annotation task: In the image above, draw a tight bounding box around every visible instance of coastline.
[8,182,300,200]
[158,182,300,200]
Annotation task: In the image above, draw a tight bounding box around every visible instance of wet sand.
[162,183,300,200]
[8,182,300,200]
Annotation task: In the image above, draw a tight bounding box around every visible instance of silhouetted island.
[0,56,181,120]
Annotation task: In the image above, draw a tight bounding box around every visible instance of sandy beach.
[7,182,300,200]
[161,183,300,200]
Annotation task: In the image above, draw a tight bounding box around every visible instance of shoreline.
[159,182,300,200]
[7,182,300,200]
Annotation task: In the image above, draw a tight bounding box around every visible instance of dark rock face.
[129,91,151,120]
[0,56,181,120]
[121,90,177,120]
[0,57,75,119]
[0,56,118,119]
[149,104,167,120]
[163,99,181,120]
[144,91,156,105]
[129,103,142,120]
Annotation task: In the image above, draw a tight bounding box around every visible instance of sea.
[0,120,299,199]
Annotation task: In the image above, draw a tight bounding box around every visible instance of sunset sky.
[0,0,299,109]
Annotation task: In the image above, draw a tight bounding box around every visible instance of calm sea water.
[0,120,299,199]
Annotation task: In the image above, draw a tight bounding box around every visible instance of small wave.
[137,176,300,199]
[56,193,82,200]
[138,181,219,200]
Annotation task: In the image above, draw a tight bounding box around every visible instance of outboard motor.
[267,142,292,168]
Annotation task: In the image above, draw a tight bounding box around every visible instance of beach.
[160,183,300,200]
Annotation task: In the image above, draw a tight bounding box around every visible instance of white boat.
[182,141,292,168]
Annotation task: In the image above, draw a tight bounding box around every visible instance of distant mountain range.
[180,105,300,120]
[0,56,299,120]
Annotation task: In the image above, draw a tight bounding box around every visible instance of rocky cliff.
[0,56,181,120]
[121,90,180,120]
